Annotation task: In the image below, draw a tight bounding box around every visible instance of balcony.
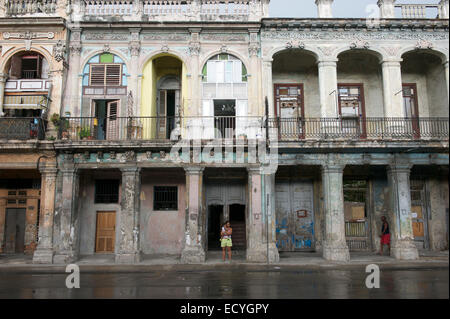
[73,0,267,22]
[395,3,447,19]
[0,117,46,140]
[56,116,449,144]
[269,117,449,141]
[3,0,58,17]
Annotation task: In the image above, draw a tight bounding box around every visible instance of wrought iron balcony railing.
[268,117,449,141]
[0,117,46,140]
[56,116,449,142]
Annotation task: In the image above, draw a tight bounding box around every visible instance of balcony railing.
[395,3,446,19]
[268,117,449,141]
[0,117,46,140]
[56,116,449,142]
[5,0,57,16]
[74,0,266,21]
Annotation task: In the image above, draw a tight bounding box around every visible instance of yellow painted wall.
[140,54,189,139]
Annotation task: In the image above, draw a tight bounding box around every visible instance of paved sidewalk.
[0,250,447,272]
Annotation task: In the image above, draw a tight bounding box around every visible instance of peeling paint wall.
[371,176,390,253]
[428,177,449,251]
[139,170,186,254]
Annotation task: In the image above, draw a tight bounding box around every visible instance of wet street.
[0,266,448,299]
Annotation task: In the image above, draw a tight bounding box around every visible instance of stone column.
[261,166,280,263]
[33,164,58,264]
[381,59,404,118]
[315,0,334,18]
[189,28,201,117]
[129,28,141,116]
[67,28,82,116]
[317,59,338,118]
[439,0,449,19]
[377,0,396,19]
[181,167,206,263]
[53,165,80,264]
[387,163,419,260]
[321,163,350,262]
[116,167,141,263]
[247,167,268,262]
[0,72,6,116]
[444,60,449,104]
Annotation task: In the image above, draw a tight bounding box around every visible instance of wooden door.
[338,84,367,139]
[106,100,119,140]
[158,90,167,139]
[95,211,116,253]
[274,84,304,139]
[4,208,26,254]
[402,84,420,139]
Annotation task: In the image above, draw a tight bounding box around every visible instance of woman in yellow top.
[220,221,233,262]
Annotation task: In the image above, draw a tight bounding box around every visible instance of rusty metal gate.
[344,180,370,251]
[275,181,314,251]
[410,179,429,250]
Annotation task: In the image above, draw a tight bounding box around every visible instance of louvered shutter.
[105,65,121,86]
[90,65,106,86]
[106,101,119,140]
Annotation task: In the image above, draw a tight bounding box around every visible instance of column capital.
[184,166,204,175]
[387,162,412,174]
[247,165,262,175]
[317,59,338,67]
[120,167,141,175]
[39,164,58,176]
[0,72,7,82]
[321,163,345,173]
[380,59,403,66]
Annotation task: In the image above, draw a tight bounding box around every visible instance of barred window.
[154,186,178,211]
[95,180,120,203]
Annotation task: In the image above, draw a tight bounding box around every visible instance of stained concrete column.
[0,72,7,116]
[387,163,419,260]
[67,29,82,116]
[261,166,280,263]
[129,28,141,115]
[321,163,350,262]
[377,0,396,19]
[181,167,206,263]
[317,59,338,118]
[33,164,58,264]
[381,60,404,118]
[116,167,141,263]
[315,0,334,18]
[444,60,449,104]
[53,166,80,264]
[247,166,279,262]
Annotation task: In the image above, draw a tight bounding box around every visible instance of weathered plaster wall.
[371,176,390,253]
[78,173,122,255]
[428,177,449,251]
[139,170,186,254]
[426,63,449,117]
[272,50,320,117]
[337,52,384,118]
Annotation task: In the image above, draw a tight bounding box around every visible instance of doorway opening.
[158,89,176,139]
[229,204,246,250]
[93,100,119,140]
[95,211,116,253]
[4,208,26,253]
[208,205,223,251]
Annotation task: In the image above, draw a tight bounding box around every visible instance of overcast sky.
[269,0,441,18]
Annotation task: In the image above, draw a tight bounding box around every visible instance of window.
[90,64,122,86]
[154,186,178,211]
[95,180,120,203]
[202,54,247,83]
[83,53,128,88]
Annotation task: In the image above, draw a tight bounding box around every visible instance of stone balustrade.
[3,0,58,16]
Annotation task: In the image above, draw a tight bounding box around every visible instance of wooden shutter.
[90,64,122,86]
[106,101,119,140]
[105,65,122,86]
[90,65,106,86]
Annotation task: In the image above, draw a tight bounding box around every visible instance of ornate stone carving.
[220,44,228,53]
[350,38,370,50]
[3,31,54,40]
[415,38,434,50]
[146,151,152,159]
[110,151,116,160]
[286,40,305,50]
[124,151,136,162]
[69,43,82,55]
[160,151,166,159]
[84,33,129,41]
[143,33,190,41]
[53,40,66,62]
[248,43,260,57]
[201,34,247,42]
[188,41,201,56]
[102,44,111,53]
[161,44,169,52]
[318,46,336,56]
[129,42,141,57]
[382,46,401,57]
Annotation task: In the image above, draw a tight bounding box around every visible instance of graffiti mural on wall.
[276,218,314,249]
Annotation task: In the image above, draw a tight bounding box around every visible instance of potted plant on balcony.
[50,113,70,140]
[79,127,91,140]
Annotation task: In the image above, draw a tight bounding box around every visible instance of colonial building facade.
[0,0,448,264]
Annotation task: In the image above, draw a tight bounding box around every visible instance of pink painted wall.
[140,170,186,254]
